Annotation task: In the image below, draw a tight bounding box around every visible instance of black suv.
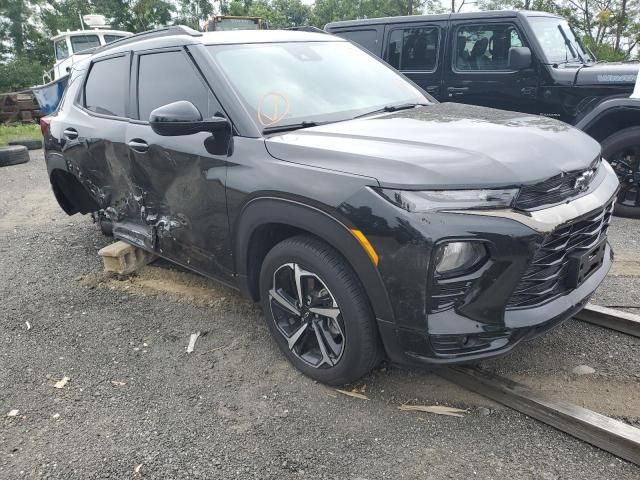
[326,11,640,217]
[43,27,619,385]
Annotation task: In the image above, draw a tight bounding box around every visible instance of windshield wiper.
[353,102,429,119]
[262,120,329,134]
[557,24,585,64]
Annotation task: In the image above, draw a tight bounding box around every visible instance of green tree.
[227,0,312,28]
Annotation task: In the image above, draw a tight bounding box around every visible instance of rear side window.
[387,26,439,71]
[84,56,128,117]
[336,29,379,53]
[455,24,524,71]
[137,51,220,121]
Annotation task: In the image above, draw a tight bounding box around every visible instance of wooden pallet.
[0,90,42,125]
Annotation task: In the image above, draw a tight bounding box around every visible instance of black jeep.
[43,27,618,385]
[325,10,640,217]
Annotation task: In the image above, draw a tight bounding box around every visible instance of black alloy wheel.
[603,126,640,219]
[269,262,346,368]
[259,235,382,385]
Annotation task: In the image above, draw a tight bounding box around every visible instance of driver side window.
[137,51,222,121]
[455,24,524,71]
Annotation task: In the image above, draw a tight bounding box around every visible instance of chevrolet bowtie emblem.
[573,169,595,192]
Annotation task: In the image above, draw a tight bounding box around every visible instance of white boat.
[33,15,131,115]
[43,15,132,83]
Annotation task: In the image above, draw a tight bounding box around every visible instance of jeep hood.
[265,103,601,189]
[574,62,639,87]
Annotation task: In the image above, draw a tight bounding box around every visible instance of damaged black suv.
[43,26,619,385]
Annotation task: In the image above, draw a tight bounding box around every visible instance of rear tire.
[602,126,640,219]
[259,234,382,385]
[0,145,29,167]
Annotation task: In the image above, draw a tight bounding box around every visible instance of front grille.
[506,201,613,309]
[515,160,600,210]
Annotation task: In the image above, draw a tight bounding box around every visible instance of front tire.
[259,235,382,385]
[602,126,640,219]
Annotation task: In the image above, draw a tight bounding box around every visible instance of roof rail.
[94,25,202,54]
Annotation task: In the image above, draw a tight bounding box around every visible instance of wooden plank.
[440,367,640,465]
[575,303,640,338]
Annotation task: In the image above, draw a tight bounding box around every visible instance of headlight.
[378,188,518,212]
[434,241,487,276]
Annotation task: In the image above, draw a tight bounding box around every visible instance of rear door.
[126,47,233,282]
[382,21,445,100]
[61,53,136,226]
[444,19,539,113]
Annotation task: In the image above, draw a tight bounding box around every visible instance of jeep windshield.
[206,41,429,131]
[528,16,593,65]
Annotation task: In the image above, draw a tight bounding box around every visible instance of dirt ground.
[1,151,639,479]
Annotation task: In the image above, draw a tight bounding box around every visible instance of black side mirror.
[149,101,232,155]
[508,47,532,70]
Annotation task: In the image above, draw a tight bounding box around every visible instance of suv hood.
[575,62,639,87]
[265,103,600,189]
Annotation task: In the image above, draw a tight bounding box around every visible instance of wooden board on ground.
[440,367,640,466]
[575,304,640,338]
[98,240,156,275]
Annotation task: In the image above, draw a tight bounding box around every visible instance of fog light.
[434,241,487,276]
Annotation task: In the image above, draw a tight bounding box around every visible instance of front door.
[445,20,539,114]
[126,48,232,282]
[382,22,445,100]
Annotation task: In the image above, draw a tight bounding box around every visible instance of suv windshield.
[528,17,593,64]
[206,41,428,130]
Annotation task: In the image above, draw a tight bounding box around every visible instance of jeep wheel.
[259,235,382,385]
[603,126,640,219]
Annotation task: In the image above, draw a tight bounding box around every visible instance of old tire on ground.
[8,138,42,150]
[259,234,382,385]
[603,126,640,219]
[0,145,29,167]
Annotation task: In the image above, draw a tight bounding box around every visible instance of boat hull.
[32,75,69,115]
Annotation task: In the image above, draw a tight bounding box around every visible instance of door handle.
[128,139,149,153]
[63,128,78,140]
[447,87,469,94]
[425,86,439,94]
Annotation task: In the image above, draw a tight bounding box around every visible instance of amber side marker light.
[350,229,379,266]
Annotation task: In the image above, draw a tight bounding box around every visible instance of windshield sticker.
[257,92,290,127]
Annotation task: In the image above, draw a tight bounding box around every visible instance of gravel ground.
[1,151,639,479]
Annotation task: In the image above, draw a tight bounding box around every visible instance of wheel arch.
[577,99,640,144]
[47,153,99,215]
[233,197,395,324]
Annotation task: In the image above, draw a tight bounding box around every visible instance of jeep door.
[125,48,233,282]
[445,19,539,114]
[382,21,445,100]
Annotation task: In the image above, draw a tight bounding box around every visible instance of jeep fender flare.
[576,97,640,142]
[233,197,395,324]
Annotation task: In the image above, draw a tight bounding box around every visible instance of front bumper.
[378,242,612,367]
[343,161,620,367]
